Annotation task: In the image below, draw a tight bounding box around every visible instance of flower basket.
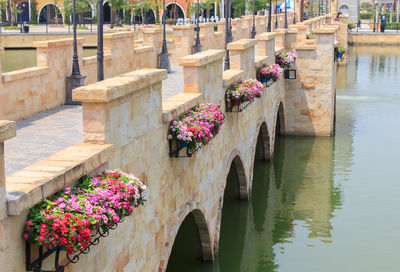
[225,79,264,112]
[168,103,225,157]
[24,170,147,272]
[257,64,283,86]
[276,51,297,69]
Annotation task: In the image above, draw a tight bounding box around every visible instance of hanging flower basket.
[276,51,297,69]
[336,44,346,62]
[168,103,225,158]
[257,64,283,86]
[225,79,264,112]
[24,170,147,272]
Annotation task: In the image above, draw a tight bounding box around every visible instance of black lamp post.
[267,0,272,31]
[66,0,86,105]
[318,0,321,16]
[97,0,104,81]
[251,0,257,38]
[293,0,296,24]
[110,5,114,29]
[159,0,172,73]
[275,5,279,29]
[224,0,231,70]
[193,0,202,53]
[321,0,324,15]
[284,0,288,28]
[311,0,314,18]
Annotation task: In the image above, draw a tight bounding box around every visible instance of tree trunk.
[397,0,399,24]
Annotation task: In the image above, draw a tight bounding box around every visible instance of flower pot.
[337,52,343,59]
[178,140,188,148]
[260,74,271,83]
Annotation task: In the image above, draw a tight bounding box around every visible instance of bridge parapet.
[227,39,257,79]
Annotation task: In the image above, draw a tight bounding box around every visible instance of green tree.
[132,0,161,24]
[62,0,93,25]
[0,0,7,23]
[30,0,37,24]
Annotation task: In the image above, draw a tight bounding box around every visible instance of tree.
[131,0,161,24]
[30,0,37,24]
[63,0,93,25]
[0,0,7,23]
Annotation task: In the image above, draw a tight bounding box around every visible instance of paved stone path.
[4,62,184,176]
[4,105,83,176]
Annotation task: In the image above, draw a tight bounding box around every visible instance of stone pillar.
[284,28,336,136]
[142,27,163,54]
[0,47,3,83]
[216,20,225,33]
[227,39,257,79]
[104,32,136,76]
[73,68,167,169]
[338,14,349,48]
[34,38,84,106]
[289,24,308,44]
[255,32,276,60]
[285,29,298,51]
[179,50,225,104]
[232,19,243,41]
[172,25,195,60]
[0,121,16,221]
[274,29,288,49]
[199,22,215,50]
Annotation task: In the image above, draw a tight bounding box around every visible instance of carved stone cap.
[179,50,226,67]
[274,29,289,35]
[227,39,257,51]
[104,31,134,39]
[255,32,276,41]
[339,14,350,18]
[223,70,244,88]
[289,24,308,30]
[33,38,85,48]
[73,68,167,103]
[314,28,336,34]
[0,121,16,142]
[172,25,195,30]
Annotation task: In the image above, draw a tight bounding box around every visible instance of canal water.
[1,48,97,73]
[167,46,400,272]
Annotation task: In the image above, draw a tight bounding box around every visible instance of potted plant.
[257,64,283,83]
[337,44,346,60]
[225,79,264,112]
[24,170,147,271]
[276,51,297,69]
[168,104,225,157]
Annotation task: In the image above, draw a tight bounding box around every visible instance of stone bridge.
[0,14,348,272]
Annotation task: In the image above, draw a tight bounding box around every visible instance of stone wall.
[349,33,400,45]
[0,13,341,272]
[0,34,157,121]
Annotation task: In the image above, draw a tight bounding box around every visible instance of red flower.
[26,220,33,226]
[38,235,45,242]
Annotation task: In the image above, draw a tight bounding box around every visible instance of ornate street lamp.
[275,5,279,29]
[251,0,257,38]
[159,0,172,73]
[311,0,314,18]
[267,0,272,31]
[224,0,231,70]
[193,0,202,53]
[284,0,288,28]
[293,0,296,24]
[66,0,86,105]
[97,0,104,81]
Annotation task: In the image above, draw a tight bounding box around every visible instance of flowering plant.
[276,51,297,69]
[168,104,224,153]
[225,79,264,106]
[257,64,283,82]
[23,170,147,254]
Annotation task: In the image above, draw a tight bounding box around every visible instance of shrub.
[3,26,20,30]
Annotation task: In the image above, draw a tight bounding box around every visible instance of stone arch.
[213,150,248,254]
[276,101,286,136]
[339,4,350,15]
[38,3,63,24]
[159,204,213,272]
[164,2,186,20]
[254,120,271,161]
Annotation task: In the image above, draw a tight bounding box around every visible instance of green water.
[1,48,97,73]
[166,46,400,272]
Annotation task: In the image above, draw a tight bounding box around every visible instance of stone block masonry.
[0,13,342,272]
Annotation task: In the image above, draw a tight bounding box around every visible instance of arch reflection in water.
[166,133,342,271]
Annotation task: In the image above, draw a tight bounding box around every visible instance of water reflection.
[164,45,400,272]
